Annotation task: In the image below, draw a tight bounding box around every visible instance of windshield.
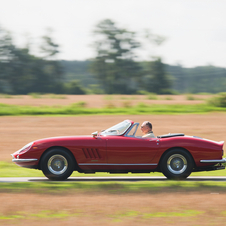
[100,120,132,136]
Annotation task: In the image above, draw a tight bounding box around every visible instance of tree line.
[62,60,226,94]
[0,19,225,95]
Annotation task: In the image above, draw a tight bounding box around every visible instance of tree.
[90,19,142,94]
[142,58,171,94]
[0,26,15,92]
[38,29,63,93]
[140,30,171,94]
[40,28,59,60]
[64,80,86,94]
[0,26,64,94]
[0,27,34,94]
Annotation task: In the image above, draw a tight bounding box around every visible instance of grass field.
[1,191,226,226]
[0,93,219,114]
[2,180,226,194]
[0,94,225,116]
[1,102,226,116]
[0,94,212,108]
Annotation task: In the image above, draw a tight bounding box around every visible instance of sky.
[0,0,226,68]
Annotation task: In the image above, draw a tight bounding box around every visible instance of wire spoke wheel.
[41,148,74,180]
[167,154,187,174]
[47,154,68,175]
[160,148,193,180]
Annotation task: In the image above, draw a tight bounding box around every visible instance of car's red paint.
[152,136,224,167]
[11,120,225,180]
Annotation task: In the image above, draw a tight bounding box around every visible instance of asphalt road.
[1,176,226,182]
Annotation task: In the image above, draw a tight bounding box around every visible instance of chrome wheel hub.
[47,155,68,175]
[167,154,187,174]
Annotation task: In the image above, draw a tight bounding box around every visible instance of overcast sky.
[0,0,226,68]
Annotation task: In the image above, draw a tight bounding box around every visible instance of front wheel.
[40,148,74,180]
[160,149,194,180]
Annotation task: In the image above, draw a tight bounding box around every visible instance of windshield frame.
[100,120,132,136]
[125,122,139,137]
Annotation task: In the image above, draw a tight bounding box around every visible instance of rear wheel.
[41,148,74,180]
[160,149,194,180]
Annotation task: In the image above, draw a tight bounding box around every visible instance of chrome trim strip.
[200,158,226,163]
[12,159,38,163]
[79,163,158,166]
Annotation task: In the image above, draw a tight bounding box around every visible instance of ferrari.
[11,120,225,180]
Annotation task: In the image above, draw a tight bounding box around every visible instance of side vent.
[82,148,101,159]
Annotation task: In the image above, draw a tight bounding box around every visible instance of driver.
[141,121,155,138]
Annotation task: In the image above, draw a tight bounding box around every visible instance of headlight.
[18,142,34,154]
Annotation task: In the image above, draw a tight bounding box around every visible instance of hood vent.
[82,148,101,159]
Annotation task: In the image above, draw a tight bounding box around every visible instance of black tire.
[40,148,74,181]
[160,148,194,180]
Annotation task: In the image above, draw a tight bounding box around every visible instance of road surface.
[1,176,226,182]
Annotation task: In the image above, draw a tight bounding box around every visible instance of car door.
[106,136,159,171]
[74,136,107,171]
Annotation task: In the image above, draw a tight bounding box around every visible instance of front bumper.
[11,154,39,169]
[200,158,226,163]
[12,158,38,163]
[11,154,38,163]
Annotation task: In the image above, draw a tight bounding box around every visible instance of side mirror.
[92,131,98,138]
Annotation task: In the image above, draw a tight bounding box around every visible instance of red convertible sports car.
[11,120,225,180]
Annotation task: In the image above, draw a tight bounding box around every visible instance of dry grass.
[1,192,226,226]
[0,94,210,108]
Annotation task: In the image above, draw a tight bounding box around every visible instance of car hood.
[33,135,94,144]
[28,135,104,151]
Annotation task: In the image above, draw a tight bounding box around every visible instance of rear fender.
[157,147,196,169]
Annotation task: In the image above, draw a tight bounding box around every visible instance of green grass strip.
[0,209,204,221]
[1,181,226,194]
[0,210,79,220]
[109,209,203,221]
[0,103,226,116]
[1,161,226,177]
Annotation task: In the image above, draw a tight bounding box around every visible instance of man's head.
[141,121,152,135]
